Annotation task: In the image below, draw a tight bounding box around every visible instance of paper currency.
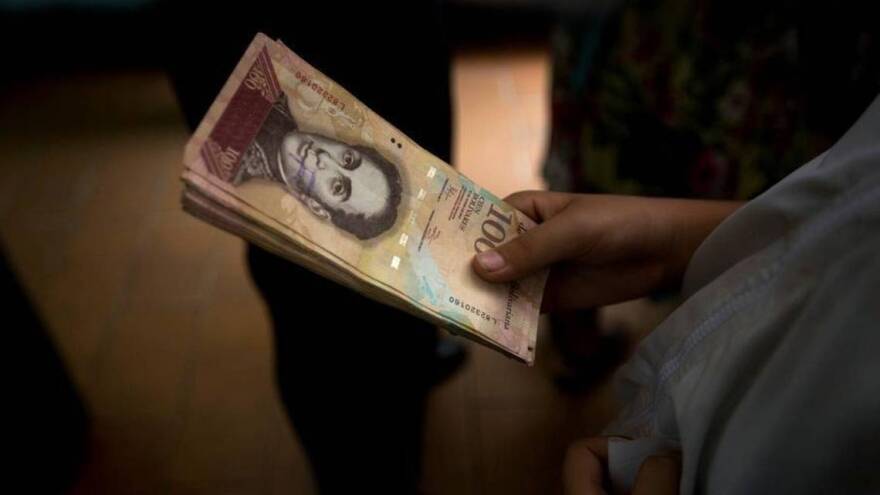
[181,33,548,363]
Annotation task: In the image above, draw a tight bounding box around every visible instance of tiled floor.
[0,48,667,494]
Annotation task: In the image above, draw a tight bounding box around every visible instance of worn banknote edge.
[182,184,526,360]
[182,174,531,361]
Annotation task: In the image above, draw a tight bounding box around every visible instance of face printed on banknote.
[236,93,402,240]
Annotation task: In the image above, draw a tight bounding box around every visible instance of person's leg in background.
[5,243,90,493]
[163,1,458,491]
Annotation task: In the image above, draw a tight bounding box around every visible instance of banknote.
[181,33,548,363]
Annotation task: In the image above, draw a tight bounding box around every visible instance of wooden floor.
[0,48,668,494]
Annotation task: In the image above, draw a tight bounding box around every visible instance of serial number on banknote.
[448,296,499,325]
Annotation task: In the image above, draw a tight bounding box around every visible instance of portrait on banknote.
[233,93,403,240]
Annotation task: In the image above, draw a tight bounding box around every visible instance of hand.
[472,191,742,311]
[564,436,681,495]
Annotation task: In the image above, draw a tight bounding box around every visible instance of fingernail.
[476,250,506,272]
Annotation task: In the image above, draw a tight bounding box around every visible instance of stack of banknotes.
[181,34,548,364]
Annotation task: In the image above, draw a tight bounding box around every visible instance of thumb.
[472,208,579,283]
[631,453,681,495]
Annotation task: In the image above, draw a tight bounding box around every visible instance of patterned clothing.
[544,0,880,199]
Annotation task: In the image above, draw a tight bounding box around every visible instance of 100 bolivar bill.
[183,33,546,363]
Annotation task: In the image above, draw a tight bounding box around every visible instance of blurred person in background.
[163,1,462,492]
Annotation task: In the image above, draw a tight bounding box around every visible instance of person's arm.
[472,191,743,311]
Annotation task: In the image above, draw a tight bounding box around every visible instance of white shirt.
[606,94,880,494]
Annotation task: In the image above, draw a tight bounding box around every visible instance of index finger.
[504,190,573,223]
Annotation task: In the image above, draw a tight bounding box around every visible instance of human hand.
[472,191,742,311]
[564,437,680,495]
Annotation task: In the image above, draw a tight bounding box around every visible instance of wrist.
[661,199,744,289]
